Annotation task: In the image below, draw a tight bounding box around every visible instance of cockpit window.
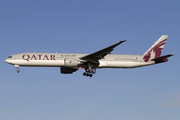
[8,56,12,58]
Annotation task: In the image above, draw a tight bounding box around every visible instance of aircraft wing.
[80,40,126,62]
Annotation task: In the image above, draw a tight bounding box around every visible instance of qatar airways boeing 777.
[5,35,173,77]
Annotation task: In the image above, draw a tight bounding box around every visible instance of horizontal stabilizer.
[151,54,174,61]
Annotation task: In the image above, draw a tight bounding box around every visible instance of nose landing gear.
[15,65,20,73]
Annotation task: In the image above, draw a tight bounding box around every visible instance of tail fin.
[143,35,168,62]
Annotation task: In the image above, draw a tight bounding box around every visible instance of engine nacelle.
[60,67,78,74]
[64,58,80,67]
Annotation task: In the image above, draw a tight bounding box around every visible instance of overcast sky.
[0,0,180,120]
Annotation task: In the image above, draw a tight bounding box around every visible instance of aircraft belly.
[99,61,155,68]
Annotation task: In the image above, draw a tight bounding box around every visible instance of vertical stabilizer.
[143,35,168,62]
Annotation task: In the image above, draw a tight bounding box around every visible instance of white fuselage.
[5,53,155,69]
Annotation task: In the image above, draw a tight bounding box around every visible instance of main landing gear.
[15,65,20,73]
[83,62,98,77]
[83,68,96,77]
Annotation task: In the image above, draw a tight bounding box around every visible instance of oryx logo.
[143,39,166,62]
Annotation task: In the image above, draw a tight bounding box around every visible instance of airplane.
[5,35,174,77]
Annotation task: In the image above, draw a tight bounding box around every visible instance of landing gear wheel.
[85,69,89,72]
[89,74,93,77]
[17,69,20,73]
[86,72,89,76]
[83,72,86,76]
[92,70,96,74]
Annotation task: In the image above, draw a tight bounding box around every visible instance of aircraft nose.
[5,58,10,63]
[5,56,14,64]
[5,58,8,63]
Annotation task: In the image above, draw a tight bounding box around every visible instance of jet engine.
[60,67,78,74]
[64,58,80,67]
